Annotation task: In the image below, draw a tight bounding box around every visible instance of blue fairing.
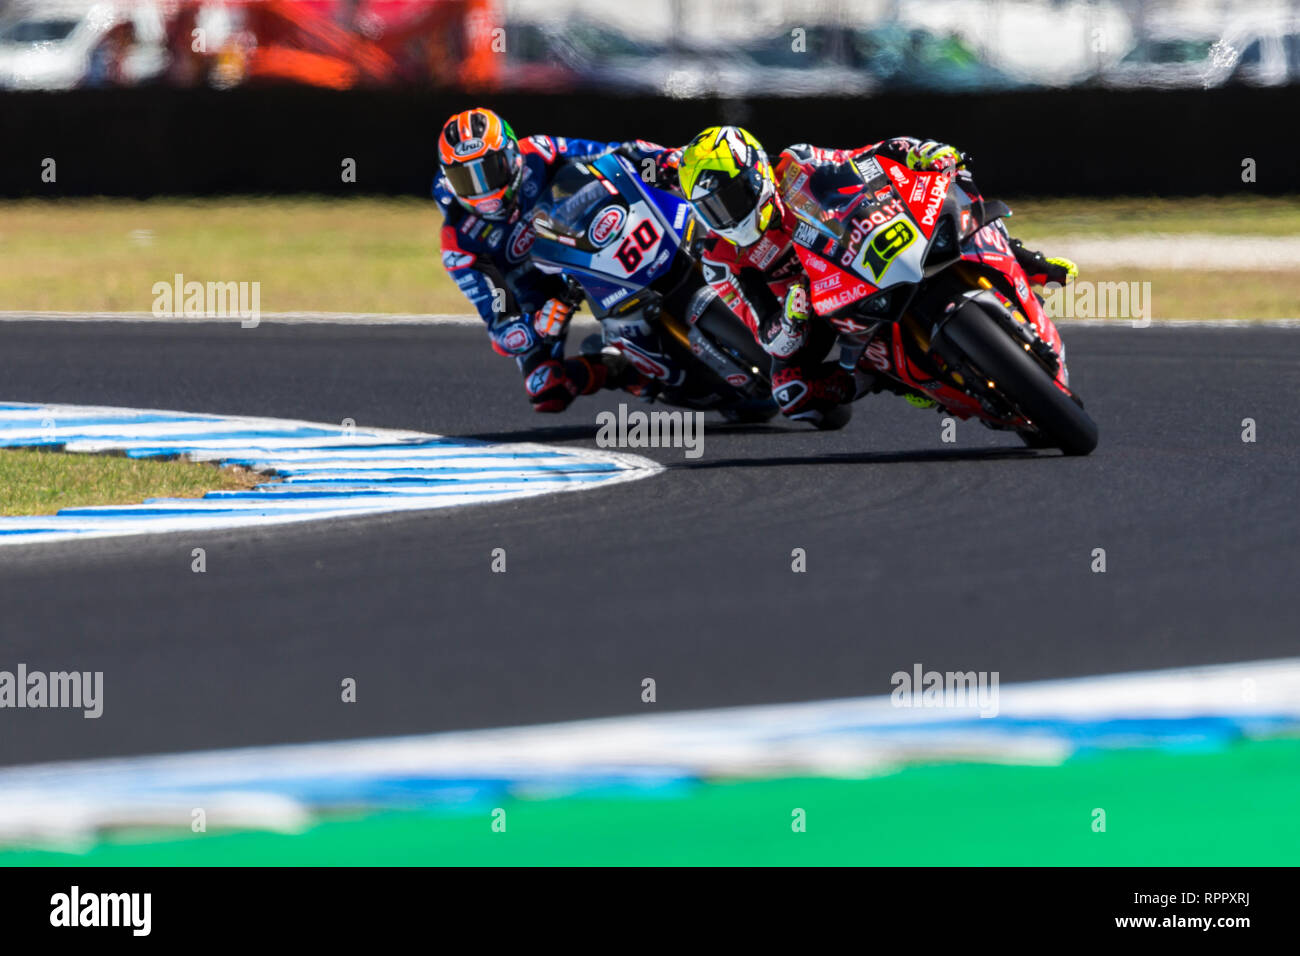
[643,178,694,238]
[531,153,692,299]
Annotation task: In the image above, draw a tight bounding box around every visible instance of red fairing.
[863,156,957,243]
[800,246,876,324]
[961,224,1070,389]
[772,141,1079,425]
[912,176,954,239]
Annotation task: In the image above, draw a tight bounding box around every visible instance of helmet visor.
[443,149,517,201]
[693,168,763,232]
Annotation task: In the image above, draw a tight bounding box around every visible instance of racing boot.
[772,361,855,430]
[578,335,653,396]
[523,357,579,413]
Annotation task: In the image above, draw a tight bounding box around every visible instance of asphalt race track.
[1,320,1296,767]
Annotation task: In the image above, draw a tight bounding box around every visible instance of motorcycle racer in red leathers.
[674,126,1078,427]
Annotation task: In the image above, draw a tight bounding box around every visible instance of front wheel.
[939,302,1099,456]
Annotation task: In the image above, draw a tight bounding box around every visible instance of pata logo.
[589,206,626,247]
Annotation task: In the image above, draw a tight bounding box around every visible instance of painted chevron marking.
[0,402,661,545]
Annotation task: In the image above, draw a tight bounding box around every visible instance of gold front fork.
[657,309,692,350]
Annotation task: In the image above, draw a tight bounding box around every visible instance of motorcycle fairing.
[783,155,944,316]
[530,153,687,297]
[958,221,1069,389]
[600,313,685,386]
[780,150,1075,419]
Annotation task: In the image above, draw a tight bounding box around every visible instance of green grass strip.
[2,196,1298,317]
[6,737,1297,866]
[0,448,261,516]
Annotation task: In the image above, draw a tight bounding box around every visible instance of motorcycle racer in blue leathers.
[434,108,675,412]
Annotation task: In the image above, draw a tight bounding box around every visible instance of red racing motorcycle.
[780,152,1098,455]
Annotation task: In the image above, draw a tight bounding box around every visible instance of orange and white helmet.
[438,108,523,220]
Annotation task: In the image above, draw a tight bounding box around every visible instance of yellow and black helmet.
[678,126,778,248]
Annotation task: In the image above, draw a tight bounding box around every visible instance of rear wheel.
[940,302,1098,456]
[720,404,779,424]
[809,403,852,431]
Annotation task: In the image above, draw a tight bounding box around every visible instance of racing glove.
[616,141,681,190]
[1010,238,1079,286]
[1044,256,1079,286]
[533,297,575,340]
[784,281,810,323]
[762,282,810,360]
[906,140,963,173]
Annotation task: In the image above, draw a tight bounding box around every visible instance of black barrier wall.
[3,84,1297,198]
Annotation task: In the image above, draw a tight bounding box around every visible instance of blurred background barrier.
[3,82,1297,197]
[0,0,1296,196]
[1,0,1297,94]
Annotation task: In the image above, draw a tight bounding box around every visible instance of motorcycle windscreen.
[778,159,871,243]
[533,196,677,290]
[532,163,613,248]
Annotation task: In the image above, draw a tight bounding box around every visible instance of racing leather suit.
[436,135,663,412]
[695,137,1069,422]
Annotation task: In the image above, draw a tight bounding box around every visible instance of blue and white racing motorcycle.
[530,152,777,421]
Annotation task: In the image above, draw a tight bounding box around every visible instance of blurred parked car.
[499,18,668,94]
[1099,17,1299,89]
[852,24,1025,93]
[500,18,881,97]
[1097,30,1221,89]
[725,26,879,96]
[0,1,165,89]
[1211,19,1300,87]
[734,23,1022,95]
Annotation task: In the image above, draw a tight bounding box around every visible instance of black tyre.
[692,295,770,376]
[1018,430,1057,449]
[941,302,1098,456]
[812,403,852,431]
[720,403,780,424]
